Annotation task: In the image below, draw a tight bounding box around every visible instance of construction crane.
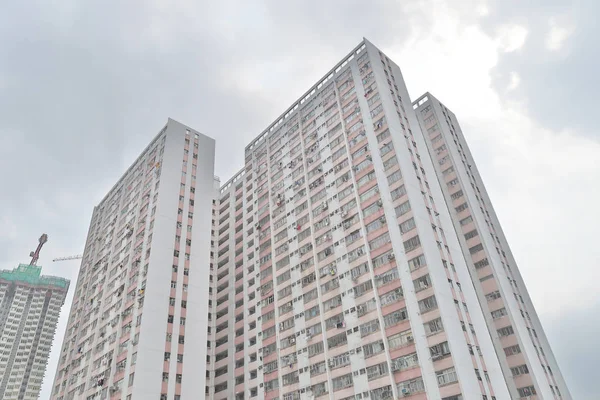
[53,255,83,262]
[29,234,48,266]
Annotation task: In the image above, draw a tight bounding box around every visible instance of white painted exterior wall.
[51,119,215,400]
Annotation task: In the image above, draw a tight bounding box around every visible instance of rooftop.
[0,264,69,289]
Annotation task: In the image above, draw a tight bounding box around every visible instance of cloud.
[496,24,529,52]
[546,17,575,51]
[543,299,600,400]
[0,0,596,399]
[482,0,600,139]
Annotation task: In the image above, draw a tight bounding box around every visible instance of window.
[455,203,468,213]
[399,217,416,233]
[282,371,299,386]
[469,243,484,254]
[424,317,444,336]
[383,308,408,328]
[369,232,390,251]
[387,169,402,184]
[510,364,529,376]
[517,386,537,397]
[323,295,342,312]
[408,254,426,271]
[395,201,411,217]
[388,330,413,349]
[491,307,508,319]
[303,287,318,303]
[436,367,458,386]
[353,279,373,298]
[464,229,478,240]
[430,341,451,359]
[328,352,351,369]
[504,344,521,356]
[486,290,501,302]
[332,373,353,391]
[380,288,403,306]
[442,166,455,175]
[413,274,432,292]
[277,285,292,299]
[327,332,348,349]
[389,181,406,199]
[418,295,438,313]
[371,384,394,400]
[367,362,389,381]
[265,378,279,392]
[363,339,385,358]
[321,277,339,295]
[391,352,419,371]
[310,361,327,377]
[450,190,464,200]
[308,341,324,357]
[375,267,399,287]
[312,381,328,397]
[403,235,421,253]
[305,305,320,320]
[360,319,380,337]
[497,325,515,337]
[459,215,473,226]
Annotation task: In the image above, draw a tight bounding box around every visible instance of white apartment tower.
[412,93,571,399]
[50,119,215,400]
[205,39,569,400]
[49,39,570,400]
[0,263,69,400]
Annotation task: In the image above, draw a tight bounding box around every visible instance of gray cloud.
[0,1,595,399]
[483,0,600,139]
[543,300,600,399]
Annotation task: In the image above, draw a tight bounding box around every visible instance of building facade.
[206,39,570,400]
[0,263,69,400]
[49,39,570,400]
[49,119,215,400]
[412,93,572,399]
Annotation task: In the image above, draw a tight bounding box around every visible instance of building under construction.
[0,234,70,400]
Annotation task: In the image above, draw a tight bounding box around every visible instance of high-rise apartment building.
[206,39,570,400]
[49,119,216,400]
[49,39,570,400]
[0,263,69,400]
[412,93,571,399]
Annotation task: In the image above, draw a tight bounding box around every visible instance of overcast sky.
[1,0,598,399]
